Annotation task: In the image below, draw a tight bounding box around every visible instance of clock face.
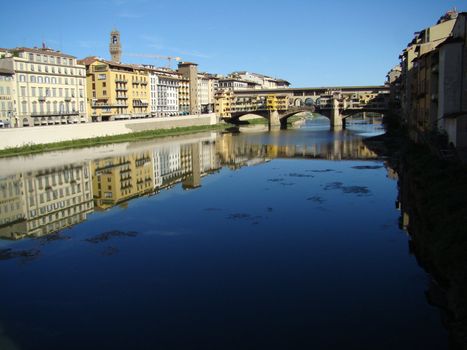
[112,36,117,44]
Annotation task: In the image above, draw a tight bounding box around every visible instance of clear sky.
[0,0,465,87]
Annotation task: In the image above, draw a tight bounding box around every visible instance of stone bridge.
[226,86,390,128]
[230,106,316,128]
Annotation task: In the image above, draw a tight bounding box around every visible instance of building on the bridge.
[0,46,88,127]
[214,89,234,117]
[79,57,150,121]
[266,95,289,111]
[397,10,464,145]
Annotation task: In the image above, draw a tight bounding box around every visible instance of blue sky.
[0,0,464,86]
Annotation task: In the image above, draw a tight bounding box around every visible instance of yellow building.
[214,89,234,117]
[266,94,289,111]
[80,57,150,121]
[92,151,154,210]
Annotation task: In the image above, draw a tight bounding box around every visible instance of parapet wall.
[0,113,218,149]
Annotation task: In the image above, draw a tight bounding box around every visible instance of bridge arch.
[294,98,304,107]
[304,97,315,106]
[227,111,269,124]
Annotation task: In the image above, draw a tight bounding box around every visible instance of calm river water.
[0,119,449,349]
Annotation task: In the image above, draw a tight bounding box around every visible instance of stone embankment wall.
[0,113,218,149]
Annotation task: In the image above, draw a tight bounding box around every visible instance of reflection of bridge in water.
[216,133,379,169]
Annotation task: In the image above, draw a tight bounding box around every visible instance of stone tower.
[178,62,199,115]
[109,30,122,63]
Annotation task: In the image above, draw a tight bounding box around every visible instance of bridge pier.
[269,110,281,128]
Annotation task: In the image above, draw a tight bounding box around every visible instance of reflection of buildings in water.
[92,140,221,210]
[92,151,155,210]
[0,137,221,240]
[153,140,220,190]
[0,163,94,240]
[216,134,271,170]
[216,133,378,169]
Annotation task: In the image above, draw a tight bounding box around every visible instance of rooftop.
[10,46,76,59]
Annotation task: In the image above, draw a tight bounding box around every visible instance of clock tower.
[109,30,121,63]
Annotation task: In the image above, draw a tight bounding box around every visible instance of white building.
[197,74,210,113]
[0,46,88,127]
[228,71,290,89]
[155,69,180,117]
[0,65,16,127]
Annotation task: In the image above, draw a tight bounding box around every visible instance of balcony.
[38,96,46,101]
[31,111,79,117]
[64,96,72,102]
[133,100,148,107]
[116,95,128,99]
[92,103,114,108]
[116,87,128,92]
[115,78,128,83]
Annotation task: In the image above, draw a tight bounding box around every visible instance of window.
[19,75,26,82]
[20,86,26,96]
[31,87,36,97]
[30,75,36,83]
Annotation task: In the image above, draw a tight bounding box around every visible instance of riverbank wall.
[0,113,218,150]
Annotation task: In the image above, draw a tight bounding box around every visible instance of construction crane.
[124,52,182,69]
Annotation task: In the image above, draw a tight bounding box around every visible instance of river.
[0,119,449,349]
